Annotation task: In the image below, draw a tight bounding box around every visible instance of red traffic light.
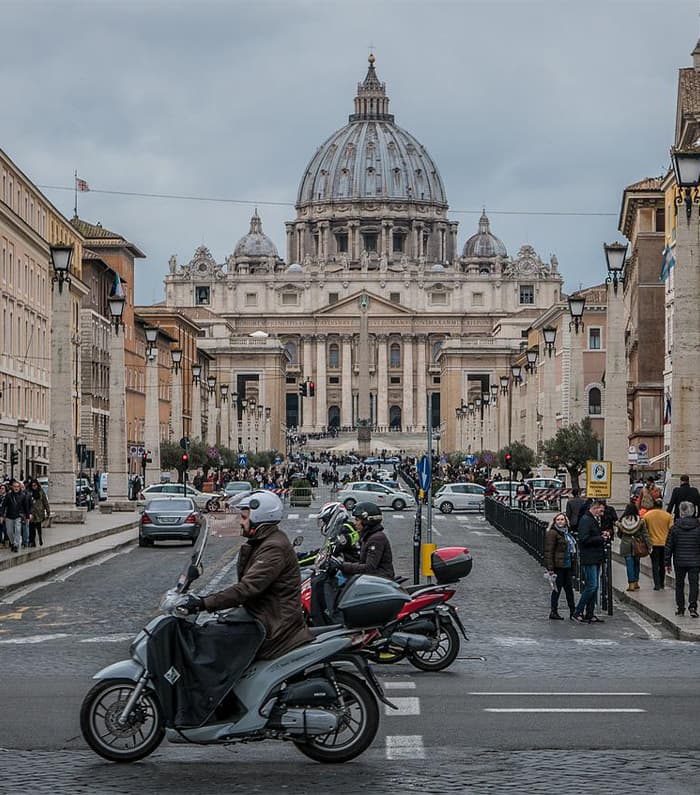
[308,381,315,397]
[504,453,512,466]
[181,453,189,465]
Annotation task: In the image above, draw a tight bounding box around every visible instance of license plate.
[158,517,180,525]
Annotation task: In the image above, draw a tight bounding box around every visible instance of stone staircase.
[300,430,429,455]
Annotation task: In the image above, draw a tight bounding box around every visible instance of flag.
[76,177,90,192]
[660,245,675,281]
[109,272,125,299]
[664,390,672,425]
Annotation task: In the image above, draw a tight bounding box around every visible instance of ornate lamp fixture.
[525,347,539,374]
[171,348,183,374]
[604,242,627,295]
[207,375,217,395]
[500,375,509,395]
[50,244,73,293]
[671,147,700,222]
[543,326,557,357]
[567,295,586,334]
[192,364,202,385]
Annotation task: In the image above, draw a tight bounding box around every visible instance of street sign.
[274,456,282,465]
[585,459,612,499]
[238,454,248,467]
[439,455,448,464]
[637,443,649,465]
[483,453,493,465]
[465,454,476,466]
[417,453,432,492]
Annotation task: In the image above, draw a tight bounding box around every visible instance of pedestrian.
[543,512,577,620]
[565,488,586,535]
[0,483,6,546]
[27,479,50,547]
[639,476,661,513]
[572,499,608,624]
[666,475,700,520]
[665,500,700,618]
[643,499,674,590]
[1,479,31,553]
[615,502,651,591]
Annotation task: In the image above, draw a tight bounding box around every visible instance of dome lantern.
[349,53,394,122]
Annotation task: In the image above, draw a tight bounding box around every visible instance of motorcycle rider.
[317,501,360,560]
[331,501,395,580]
[180,490,313,659]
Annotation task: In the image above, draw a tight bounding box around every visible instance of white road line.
[618,604,664,640]
[493,636,539,646]
[0,633,70,644]
[391,514,405,519]
[484,708,646,713]
[386,735,425,760]
[80,633,135,644]
[470,692,650,697]
[385,697,421,716]
[308,514,317,519]
[382,681,417,690]
[572,639,619,646]
[431,527,442,537]
[287,514,299,520]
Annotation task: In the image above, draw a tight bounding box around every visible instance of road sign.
[274,456,282,465]
[238,454,248,467]
[637,443,649,464]
[465,454,476,466]
[585,459,612,499]
[417,453,432,492]
[483,453,493,465]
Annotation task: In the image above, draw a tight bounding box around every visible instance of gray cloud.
[0,0,694,302]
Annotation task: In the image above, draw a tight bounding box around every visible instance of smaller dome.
[234,210,279,259]
[286,263,303,273]
[431,263,446,272]
[463,210,507,258]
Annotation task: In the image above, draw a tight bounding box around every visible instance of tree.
[541,417,600,490]
[497,441,537,478]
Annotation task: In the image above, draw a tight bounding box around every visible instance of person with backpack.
[615,502,651,591]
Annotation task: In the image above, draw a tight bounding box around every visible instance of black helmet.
[351,501,382,526]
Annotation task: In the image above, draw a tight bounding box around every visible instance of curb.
[612,585,700,642]
[0,519,139,573]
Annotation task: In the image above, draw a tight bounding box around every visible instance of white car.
[138,483,224,512]
[491,481,519,498]
[433,483,485,513]
[337,481,416,511]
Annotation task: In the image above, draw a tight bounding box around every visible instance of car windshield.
[147,499,194,512]
[226,482,251,492]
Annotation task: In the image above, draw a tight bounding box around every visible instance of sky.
[1,0,698,304]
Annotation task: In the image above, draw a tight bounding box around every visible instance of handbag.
[632,535,649,558]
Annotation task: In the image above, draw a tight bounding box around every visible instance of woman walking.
[27,479,50,547]
[616,502,651,591]
[544,513,577,620]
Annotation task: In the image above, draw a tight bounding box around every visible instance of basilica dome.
[296,56,447,208]
[462,211,507,258]
[234,210,279,258]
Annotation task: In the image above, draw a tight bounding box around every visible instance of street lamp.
[543,326,557,357]
[108,274,126,334]
[568,295,586,334]
[510,364,522,385]
[525,347,538,374]
[490,383,499,402]
[192,364,201,385]
[482,392,490,407]
[220,383,229,402]
[671,147,700,222]
[207,375,217,395]
[49,244,73,293]
[604,242,627,295]
[171,348,183,373]
[145,327,158,360]
[500,375,509,395]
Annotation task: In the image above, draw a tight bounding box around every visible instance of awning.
[642,450,669,467]
[29,456,50,464]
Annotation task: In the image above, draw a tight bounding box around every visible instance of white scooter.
[80,525,410,764]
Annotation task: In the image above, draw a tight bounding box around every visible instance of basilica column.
[341,335,353,428]
[316,334,327,431]
[376,335,388,430]
[416,335,427,432]
[285,222,295,264]
[402,335,414,431]
[416,222,425,258]
[349,221,360,262]
[301,336,313,432]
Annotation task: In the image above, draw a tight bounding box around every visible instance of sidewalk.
[0,509,139,596]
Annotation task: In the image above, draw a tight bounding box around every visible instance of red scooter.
[301,546,471,672]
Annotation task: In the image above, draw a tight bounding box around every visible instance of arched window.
[389,405,402,430]
[432,339,442,363]
[284,340,298,364]
[390,342,401,368]
[588,387,602,416]
[328,405,340,428]
[328,343,340,369]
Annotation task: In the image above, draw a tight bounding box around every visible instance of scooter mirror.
[293,535,304,547]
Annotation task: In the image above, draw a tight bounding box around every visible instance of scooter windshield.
[160,521,210,611]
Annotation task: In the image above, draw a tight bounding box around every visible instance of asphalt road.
[1,496,699,794]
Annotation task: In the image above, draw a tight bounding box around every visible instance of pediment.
[314,290,413,317]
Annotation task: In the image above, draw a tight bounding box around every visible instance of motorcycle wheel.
[408,621,460,672]
[80,678,164,763]
[294,670,379,763]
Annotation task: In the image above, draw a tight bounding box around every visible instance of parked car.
[336,480,416,511]
[524,477,564,492]
[383,456,401,464]
[362,456,381,465]
[224,481,253,499]
[491,481,519,498]
[139,497,204,547]
[138,483,224,512]
[433,483,486,514]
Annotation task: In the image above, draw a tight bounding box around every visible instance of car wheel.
[343,498,356,510]
[205,498,221,513]
[138,535,152,548]
[439,501,453,514]
[392,499,406,511]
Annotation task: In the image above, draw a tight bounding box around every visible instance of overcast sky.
[1,0,697,303]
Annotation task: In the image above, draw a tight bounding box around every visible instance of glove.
[327,556,344,574]
[179,594,205,615]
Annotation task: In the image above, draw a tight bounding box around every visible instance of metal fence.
[485,497,547,565]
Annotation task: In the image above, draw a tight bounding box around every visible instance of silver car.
[139,497,205,547]
[138,483,224,512]
[433,483,485,513]
[336,481,417,511]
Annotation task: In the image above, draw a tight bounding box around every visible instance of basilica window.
[284,341,298,364]
[195,286,210,305]
[472,292,484,306]
[281,292,298,306]
[588,328,601,350]
[363,233,378,252]
[389,343,401,368]
[328,343,340,369]
[245,292,258,307]
[336,233,348,253]
[389,292,401,304]
[328,292,339,304]
[519,285,534,304]
[588,387,602,416]
[432,340,442,362]
[430,291,447,305]
[392,233,404,253]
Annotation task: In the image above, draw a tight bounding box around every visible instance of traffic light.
[308,381,315,397]
[181,452,189,468]
[504,453,512,470]
[146,450,153,464]
[299,382,307,397]
[10,449,18,466]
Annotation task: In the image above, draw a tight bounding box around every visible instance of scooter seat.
[309,624,344,637]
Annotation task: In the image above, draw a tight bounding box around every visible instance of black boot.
[549,610,564,620]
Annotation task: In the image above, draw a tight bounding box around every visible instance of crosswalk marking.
[385,696,420,716]
[386,735,425,759]
[383,681,417,689]
[287,514,299,520]
[391,514,405,519]
[470,692,650,697]
[485,708,646,713]
[0,633,69,644]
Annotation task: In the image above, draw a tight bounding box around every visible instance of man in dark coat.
[337,501,395,580]
[182,491,312,660]
[565,488,586,534]
[665,500,700,618]
[572,500,608,624]
[666,476,700,520]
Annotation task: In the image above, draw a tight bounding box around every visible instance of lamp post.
[567,294,586,424]
[501,374,514,507]
[206,375,217,446]
[48,243,83,520]
[191,364,202,440]
[106,273,129,504]
[170,348,184,443]
[603,241,630,510]
[669,147,700,489]
[219,383,230,449]
[143,328,161,485]
[543,326,557,358]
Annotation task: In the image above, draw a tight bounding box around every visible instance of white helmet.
[236,490,284,526]
[317,501,348,533]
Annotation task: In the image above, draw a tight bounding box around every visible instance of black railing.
[485,497,547,565]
